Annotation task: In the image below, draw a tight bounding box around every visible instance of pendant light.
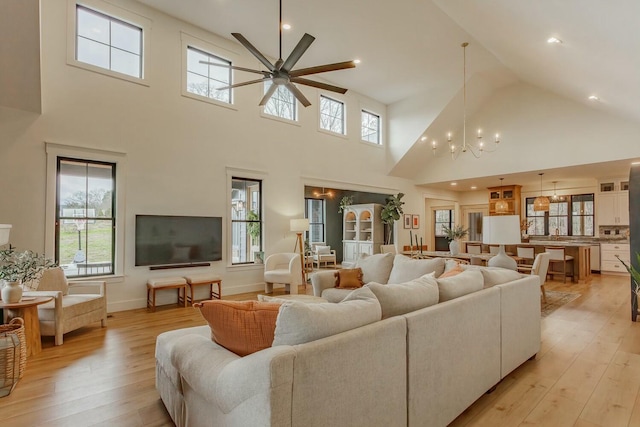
[551,181,565,202]
[533,173,550,212]
[495,178,509,214]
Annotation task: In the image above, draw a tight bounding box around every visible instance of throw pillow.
[355,252,395,284]
[439,265,464,278]
[387,255,445,284]
[194,300,282,357]
[273,287,381,346]
[437,269,484,302]
[315,245,331,255]
[334,268,364,289]
[443,258,459,273]
[461,265,525,287]
[365,273,439,319]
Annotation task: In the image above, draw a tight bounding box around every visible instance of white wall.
[0,0,421,311]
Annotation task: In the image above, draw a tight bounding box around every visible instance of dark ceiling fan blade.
[232,33,275,71]
[289,61,356,78]
[281,33,315,72]
[285,82,312,107]
[199,61,271,76]
[290,77,348,94]
[259,82,279,106]
[217,78,270,91]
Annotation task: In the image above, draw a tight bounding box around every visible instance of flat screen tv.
[135,215,222,267]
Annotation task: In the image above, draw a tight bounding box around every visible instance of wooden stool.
[183,274,222,304]
[146,277,188,312]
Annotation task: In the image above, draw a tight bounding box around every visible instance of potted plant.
[441,225,469,255]
[617,253,640,321]
[338,195,353,213]
[381,193,405,245]
[0,248,56,303]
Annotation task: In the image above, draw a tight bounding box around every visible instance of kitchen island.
[516,240,592,284]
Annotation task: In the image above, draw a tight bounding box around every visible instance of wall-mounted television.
[135,215,222,267]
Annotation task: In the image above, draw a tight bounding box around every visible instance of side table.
[0,296,53,357]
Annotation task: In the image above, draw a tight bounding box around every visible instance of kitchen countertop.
[528,238,629,245]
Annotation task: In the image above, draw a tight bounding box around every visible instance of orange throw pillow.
[334,268,364,289]
[194,300,282,356]
[439,265,464,278]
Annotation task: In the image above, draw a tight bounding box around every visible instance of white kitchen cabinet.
[600,242,630,274]
[597,191,629,226]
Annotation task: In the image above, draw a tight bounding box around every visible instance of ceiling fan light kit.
[200,0,356,107]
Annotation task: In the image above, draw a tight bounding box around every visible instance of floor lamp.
[483,215,521,270]
[290,218,309,285]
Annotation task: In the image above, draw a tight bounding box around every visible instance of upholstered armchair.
[263,253,302,295]
[23,267,107,345]
[311,242,337,268]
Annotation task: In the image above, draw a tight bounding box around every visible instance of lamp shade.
[533,195,550,212]
[290,218,309,232]
[482,215,521,245]
[0,224,11,246]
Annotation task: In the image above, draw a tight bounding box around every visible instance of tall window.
[434,209,454,237]
[320,95,345,134]
[186,46,231,103]
[525,194,594,236]
[75,5,143,78]
[305,198,326,243]
[264,82,297,121]
[56,158,115,277]
[361,110,380,144]
[231,178,262,264]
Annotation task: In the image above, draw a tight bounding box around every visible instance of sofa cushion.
[273,287,381,346]
[334,268,364,289]
[461,265,525,287]
[321,288,353,303]
[194,300,282,356]
[437,269,484,302]
[387,255,445,284]
[355,253,394,284]
[37,294,104,321]
[365,273,439,319]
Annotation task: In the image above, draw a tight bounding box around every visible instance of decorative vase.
[449,240,460,255]
[1,280,22,303]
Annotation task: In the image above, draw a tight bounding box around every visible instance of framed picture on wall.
[412,215,420,229]
[404,214,412,229]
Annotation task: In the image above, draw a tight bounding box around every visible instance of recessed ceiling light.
[547,37,562,44]
[420,136,427,142]
[588,95,599,101]
[282,23,291,30]
[450,182,457,186]
[470,185,477,190]
[353,59,361,64]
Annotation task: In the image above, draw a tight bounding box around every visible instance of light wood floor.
[0,273,638,426]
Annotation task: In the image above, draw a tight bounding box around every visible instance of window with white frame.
[320,95,345,134]
[186,46,231,103]
[75,5,143,79]
[361,110,381,144]
[231,178,263,264]
[305,198,326,243]
[263,82,297,121]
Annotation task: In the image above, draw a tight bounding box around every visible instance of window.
[320,95,345,134]
[525,194,594,236]
[75,5,143,79]
[434,209,454,237]
[361,110,380,144]
[56,158,116,277]
[305,198,326,243]
[264,82,297,121]
[231,178,262,264]
[186,46,231,103]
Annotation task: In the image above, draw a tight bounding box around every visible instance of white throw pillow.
[355,252,395,284]
[365,273,439,319]
[272,287,381,346]
[387,255,445,284]
[437,269,484,302]
[461,265,525,287]
[315,245,331,255]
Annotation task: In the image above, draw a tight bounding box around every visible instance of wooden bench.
[146,277,187,312]
[183,274,222,304]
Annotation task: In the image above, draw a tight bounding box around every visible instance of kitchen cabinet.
[487,184,521,216]
[597,191,629,225]
[342,204,383,263]
[600,242,630,274]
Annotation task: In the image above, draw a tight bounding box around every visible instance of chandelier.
[430,42,501,159]
[495,178,509,214]
[533,173,550,212]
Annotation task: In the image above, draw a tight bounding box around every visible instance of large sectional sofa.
[155,253,541,427]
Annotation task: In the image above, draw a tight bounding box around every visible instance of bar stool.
[466,243,482,255]
[146,277,188,312]
[516,245,536,271]
[545,246,574,283]
[183,273,222,304]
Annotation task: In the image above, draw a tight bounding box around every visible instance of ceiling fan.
[200,0,356,107]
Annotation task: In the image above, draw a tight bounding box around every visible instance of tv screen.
[135,215,222,267]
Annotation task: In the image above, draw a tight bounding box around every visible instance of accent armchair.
[23,267,107,345]
[311,242,337,269]
[263,253,302,295]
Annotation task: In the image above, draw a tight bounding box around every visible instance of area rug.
[541,290,581,317]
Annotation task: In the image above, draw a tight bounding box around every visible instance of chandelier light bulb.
[447,132,452,142]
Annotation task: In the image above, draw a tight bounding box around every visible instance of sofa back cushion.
[31,267,69,295]
[365,273,439,319]
[273,287,381,346]
[387,255,445,284]
[461,265,525,287]
[195,300,282,356]
[355,253,394,284]
[437,269,484,302]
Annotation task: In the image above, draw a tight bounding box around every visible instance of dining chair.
[466,243,482,255]
[545,246,574,283]
[488,244,500,255]
[530,252,550,302]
